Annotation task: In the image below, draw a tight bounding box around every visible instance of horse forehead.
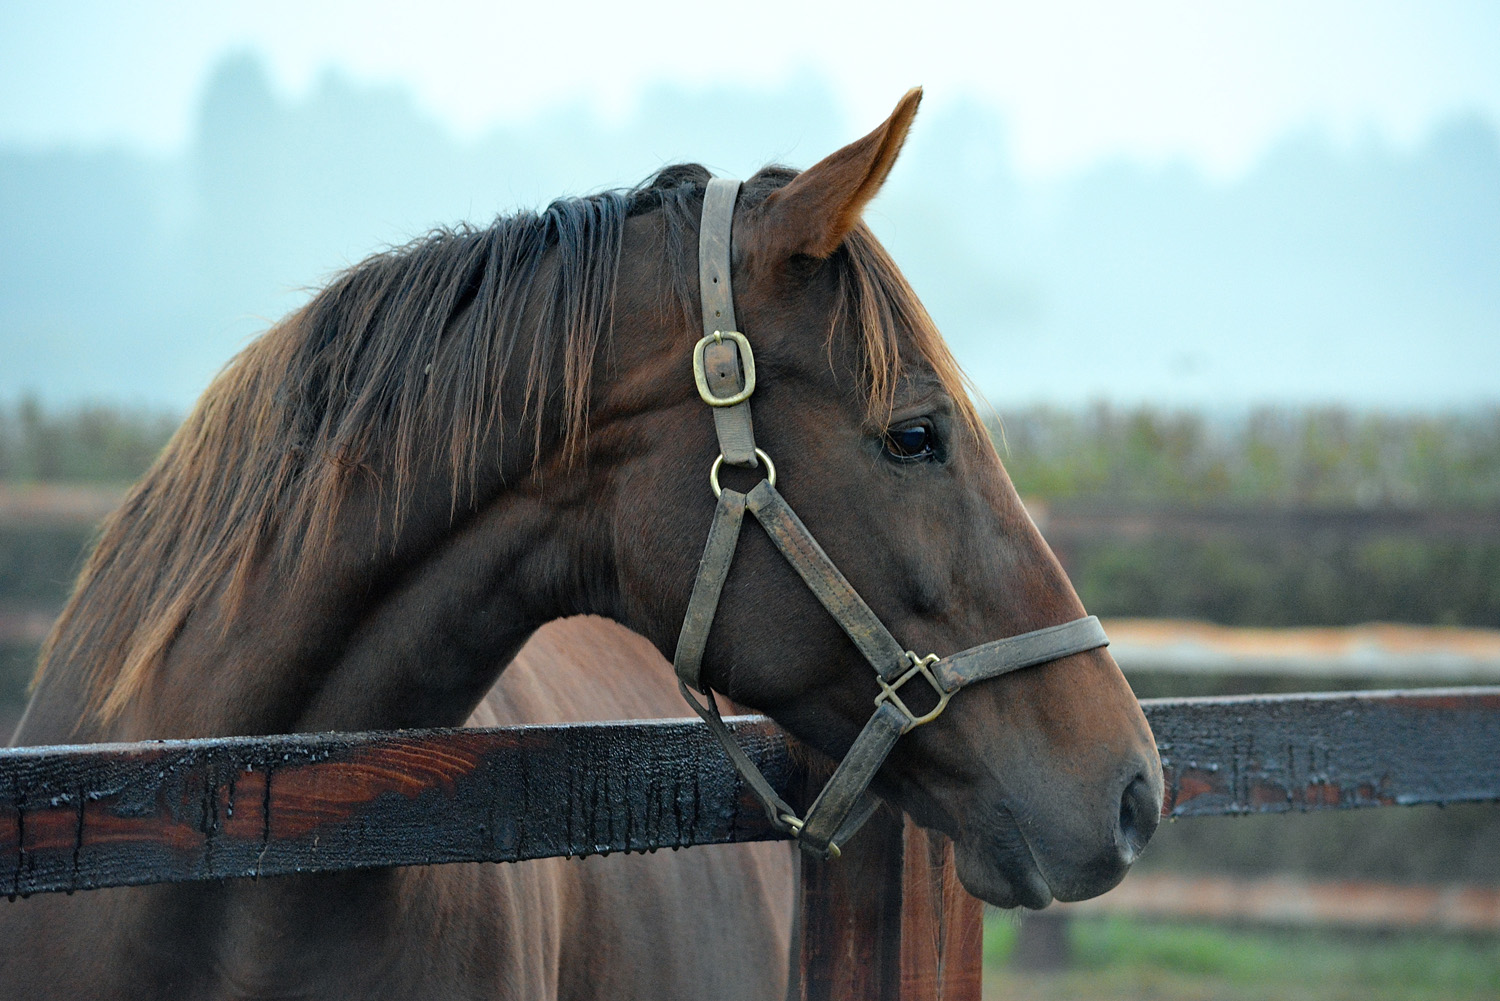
[889,365,947,396]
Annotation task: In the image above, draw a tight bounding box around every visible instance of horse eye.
[883,422,936,461]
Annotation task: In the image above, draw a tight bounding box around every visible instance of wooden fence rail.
[2,687,1498,999]
[0,717,792,896]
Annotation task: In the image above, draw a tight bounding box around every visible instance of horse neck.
[11,404,626,748]
[160,462,617,739]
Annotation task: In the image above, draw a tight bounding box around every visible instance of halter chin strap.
[673,177,1110,859]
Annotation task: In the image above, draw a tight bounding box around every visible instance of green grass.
[985,913,1500,1001]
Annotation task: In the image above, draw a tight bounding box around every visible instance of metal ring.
[709,448,776,498]
[777,813,838,857]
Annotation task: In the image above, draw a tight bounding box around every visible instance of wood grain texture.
[0,717,790,897]
[0,688,1496,900]
[1144,687,1500,816]
[795,808,980,1001]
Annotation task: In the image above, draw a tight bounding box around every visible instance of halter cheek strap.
[673,177,1110,860]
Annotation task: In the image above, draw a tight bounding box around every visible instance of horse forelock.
[44,162,977,725]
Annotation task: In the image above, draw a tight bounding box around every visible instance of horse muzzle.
[952,716,1164,908]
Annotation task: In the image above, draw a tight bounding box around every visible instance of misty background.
[3,50,1498,411]
[4,6,1500,997]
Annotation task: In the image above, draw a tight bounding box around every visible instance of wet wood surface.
[0,716,791,898]
[1,688,1496,1001]
[0,688,1495,900]
[1148,687,1500,816]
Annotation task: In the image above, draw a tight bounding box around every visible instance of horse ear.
[741,87,922,262]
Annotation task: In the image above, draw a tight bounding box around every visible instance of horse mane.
[38,163,979,723]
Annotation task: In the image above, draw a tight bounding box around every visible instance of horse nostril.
[1117,775,1159,862]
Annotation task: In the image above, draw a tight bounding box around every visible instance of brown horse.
[3,89,1161,997]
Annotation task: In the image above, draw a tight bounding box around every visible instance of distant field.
[985,912,1500,1001]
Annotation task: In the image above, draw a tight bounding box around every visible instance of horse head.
[598,90,1163,907]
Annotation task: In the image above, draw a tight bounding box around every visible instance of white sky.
[4,1,1500,179]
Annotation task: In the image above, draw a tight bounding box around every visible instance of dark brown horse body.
[3,91,1161,997]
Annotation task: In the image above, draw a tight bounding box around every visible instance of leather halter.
[673,177,1109,860]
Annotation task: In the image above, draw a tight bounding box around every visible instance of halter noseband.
[673,177,1109,859]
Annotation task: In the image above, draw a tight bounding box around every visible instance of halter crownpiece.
[673,176,1110,859]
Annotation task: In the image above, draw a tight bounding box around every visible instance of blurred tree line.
[0,396,177,483]
[992,405,1500,629]
[995,404,1500,508]
[6,397,1500,504]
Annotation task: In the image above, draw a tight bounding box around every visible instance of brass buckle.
[875,652,951,733]
[693,331,757,407]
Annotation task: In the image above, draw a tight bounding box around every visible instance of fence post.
[795,806,982,1000]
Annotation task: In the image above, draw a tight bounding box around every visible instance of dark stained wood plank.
[0,717,791,898]
[896,823,982,1001]
[795,804,906,1001]
[0,688,1496,899]
[795,805,980,1001]
[1144,687,1500,816]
